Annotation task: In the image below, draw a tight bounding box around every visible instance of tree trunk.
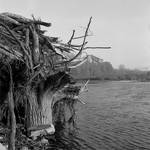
[26,89,53,129]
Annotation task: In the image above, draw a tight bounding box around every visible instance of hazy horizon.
[0,0,150,70]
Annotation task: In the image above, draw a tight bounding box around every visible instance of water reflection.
[47,122,82,150]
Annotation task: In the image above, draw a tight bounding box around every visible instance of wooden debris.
[30,124,55,140]
[0,12,110,149]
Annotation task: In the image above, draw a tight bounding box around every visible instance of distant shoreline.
[76,79,150,84]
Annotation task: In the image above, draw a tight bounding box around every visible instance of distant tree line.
[71,58,150,81]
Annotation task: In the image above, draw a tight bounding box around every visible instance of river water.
[49,81,150,150]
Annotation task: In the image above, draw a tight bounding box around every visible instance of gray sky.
[0,0,150,69]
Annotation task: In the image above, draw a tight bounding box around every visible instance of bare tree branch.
[68,30,75,45]
[83,46,111,50]
[66,17,92,63]
[56,17,92,65]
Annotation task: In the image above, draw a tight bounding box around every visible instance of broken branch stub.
[31,25,40,65]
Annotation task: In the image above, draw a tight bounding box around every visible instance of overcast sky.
[0,0,150,69]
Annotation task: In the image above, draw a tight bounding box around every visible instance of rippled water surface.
[50,81,150,150]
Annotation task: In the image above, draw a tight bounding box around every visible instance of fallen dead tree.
[0,12,110,149]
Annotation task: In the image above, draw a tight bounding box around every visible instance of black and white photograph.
[0,0,150,149]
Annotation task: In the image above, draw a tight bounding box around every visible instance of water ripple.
[49,82,150,150]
